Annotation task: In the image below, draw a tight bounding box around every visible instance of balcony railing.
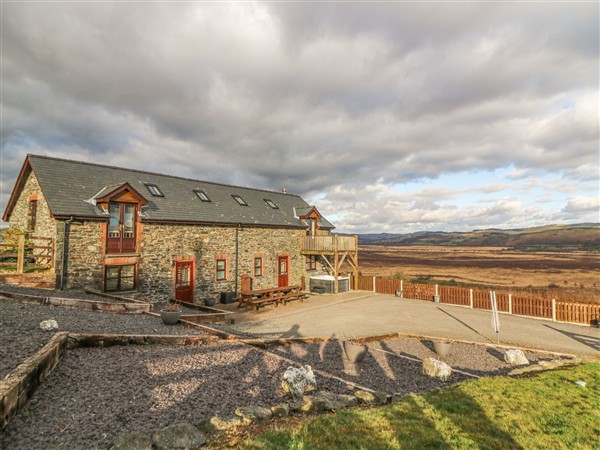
[301,235,357,253]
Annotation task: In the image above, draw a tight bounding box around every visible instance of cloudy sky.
[1,1,598,233]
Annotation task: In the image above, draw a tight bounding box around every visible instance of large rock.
[298,394,330,414]
[153,423,207,449]
[423,357,452,381]
[319,391,358,409]
[198,415,242,432]
[504,349,529,366]
[109,432,153,450]
[281,365,317,399]
[39,319,58,331]
[234,406,272,424]
[271,403,290,417]
[354,390,388,406]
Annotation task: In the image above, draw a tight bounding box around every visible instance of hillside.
[358,223,600,251]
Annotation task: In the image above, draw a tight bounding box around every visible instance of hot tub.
[310,275,350,294]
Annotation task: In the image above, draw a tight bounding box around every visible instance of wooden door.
[175,261,194,303]
[278,256,289,287]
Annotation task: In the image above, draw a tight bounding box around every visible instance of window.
[194,189,211,202]
[28,200,38,232]
[105,264,136,292]
[107,202,137,254]
[216,259,227,280]
[145,184,164,197]
[306,255,317,271]
[264,199,278,209]
[253,257,263,277]
[232,195,248,206]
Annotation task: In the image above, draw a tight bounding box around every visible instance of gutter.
[60,216,74,290]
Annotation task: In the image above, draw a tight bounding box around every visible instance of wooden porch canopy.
[301,235,359,294]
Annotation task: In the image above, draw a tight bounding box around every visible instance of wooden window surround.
[216,259,227,281]
[253,256,263,277]
[105,264,136,292]
[107,202,137,254]
[306,255,317,271]
[28,199,38,232]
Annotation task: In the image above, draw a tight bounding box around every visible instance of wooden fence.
[353,275,600,326]
[0,235,54,273]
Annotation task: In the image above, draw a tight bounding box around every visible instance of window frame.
[216,259,227,281]
[145,183,164,197]
[253,256,263,277]
[264,199,278,209]
[232,194,248,206]
[28,199,38,232]
[306,255,317,271]
[194,189,211,202]
[104,264,136,292]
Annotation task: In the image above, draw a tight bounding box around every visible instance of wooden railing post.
[552,298,556,322]
[372,276,376,292]
[17,234,25,274]
[508,294,512,314]
[469,289,473,308]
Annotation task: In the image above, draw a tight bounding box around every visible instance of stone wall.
[63,221,104,291]
[7,171,56,241]
[139,224,313,302]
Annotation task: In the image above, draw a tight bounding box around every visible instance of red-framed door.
[278,256,289,287]
[107,202,137,254]
[175,261,194,303]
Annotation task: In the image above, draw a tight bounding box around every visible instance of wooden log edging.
[0,332,69,430]
[0,291,151,314]
[85,289,152,305]
[67,333,220,348]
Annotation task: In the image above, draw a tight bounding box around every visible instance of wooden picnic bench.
[236,285,308,311]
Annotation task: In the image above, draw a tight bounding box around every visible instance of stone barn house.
[2,155,357,303]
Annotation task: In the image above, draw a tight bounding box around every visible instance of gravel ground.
[0,342,350,450]
[0,285,138,304]
[0,298,206,379]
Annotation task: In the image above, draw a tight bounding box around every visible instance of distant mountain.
[358,223,600,251]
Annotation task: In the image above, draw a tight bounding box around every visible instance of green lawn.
[239,364,600,449]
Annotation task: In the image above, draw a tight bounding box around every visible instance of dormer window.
[194,190,211,202]
[145,184,164,197]
[264,199,278,209]
[232,195,248,206]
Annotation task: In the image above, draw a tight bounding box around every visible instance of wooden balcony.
[301,235,358,255]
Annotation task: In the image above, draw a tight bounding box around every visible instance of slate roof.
[15,155,335,229]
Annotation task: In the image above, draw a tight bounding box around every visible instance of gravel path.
[0,298,206,379]
[0,342,349,450]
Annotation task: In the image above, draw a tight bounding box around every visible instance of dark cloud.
[1,2,598,232]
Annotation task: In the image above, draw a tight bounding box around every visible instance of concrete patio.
[225,291,600,358]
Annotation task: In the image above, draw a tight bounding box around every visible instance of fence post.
[372,276,376,293]
[400,279,403,292]
[469,289,473,308]
[17,234,26,274]
[508,294,512,315]
[435,284,438,296]
[552,298,556,322]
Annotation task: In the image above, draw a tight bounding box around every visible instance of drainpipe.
[60,216,74,290]
[235,224,241,296]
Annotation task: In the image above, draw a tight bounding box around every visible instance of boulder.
[319,391,358,409]
[153,423,207,449]
[39,319,58,331]
[109,432,153,450]
[504,349,529,366]
[198,415,242,432]
[234,406,272,424]
[298,394,330,414]
[422,357,452,381]
[270,403,290,418]
[281,365,317,399]
[354,390,389,406]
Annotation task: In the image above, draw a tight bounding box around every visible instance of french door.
[107,202,136,254]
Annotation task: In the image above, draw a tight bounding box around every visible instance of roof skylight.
[194,189,211,202]
[232,195,248,206]
[145,184,164,197]
[264,199,278,209]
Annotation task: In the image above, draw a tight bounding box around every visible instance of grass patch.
[232,364,599,449]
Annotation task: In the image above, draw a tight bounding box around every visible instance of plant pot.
[395,290,403,298]
[433,341,452,357]
[433,295,440,303]
[204,297,217,307]
[160,310,181,325]
[343,341,369,363]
